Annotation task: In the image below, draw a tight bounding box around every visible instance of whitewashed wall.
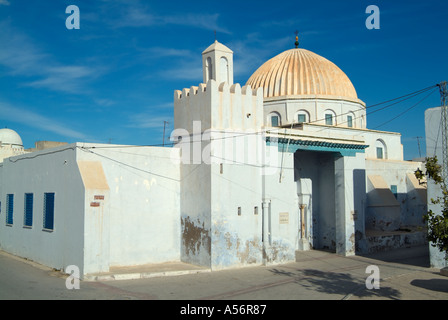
[264,98,366,129]
[0,145,85,274]
[0,143,181,277]
[76,143,181,270]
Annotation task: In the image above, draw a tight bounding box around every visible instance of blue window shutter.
[6,194,13,225]
[43,193,55,230]
[24,193,33,227]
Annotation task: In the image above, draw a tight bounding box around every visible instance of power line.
[77,146,180,182]
[414,136,423,158]
[372,88,438,130]
[365,84,438,109]
[292,84,438,135]
[83,84,440,150]
[252,84,439,135]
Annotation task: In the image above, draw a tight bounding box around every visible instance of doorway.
[294,150,337,252]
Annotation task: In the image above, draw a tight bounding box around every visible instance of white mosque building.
[0,128,27,162]
[0,39,428,279]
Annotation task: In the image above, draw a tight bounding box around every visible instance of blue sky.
[0,0,447,160]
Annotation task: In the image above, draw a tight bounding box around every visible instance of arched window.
[268,112,281,127]
[347,112,355,128]
[206,57,213,82]
[375,139,387,159]
[220,57,228,83]
[324,109,336,126]
[296,110,310,124]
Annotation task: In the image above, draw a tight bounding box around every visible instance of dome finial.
[294,30,299,48]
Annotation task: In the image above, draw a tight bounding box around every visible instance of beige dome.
[0,128,23,146]
[246,48,358,102]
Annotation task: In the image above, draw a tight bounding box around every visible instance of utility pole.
[439,81,448,183]
[415,136,422,158]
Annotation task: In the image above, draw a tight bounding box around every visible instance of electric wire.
[81,83,440,150]
[372,88,438,130]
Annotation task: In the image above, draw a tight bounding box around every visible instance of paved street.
[1,245,447,309]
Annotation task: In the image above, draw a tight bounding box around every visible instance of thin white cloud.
[163,13,230,34]
[115,6,157,27]
[161,64,203,81]
[228,34,292,80]
[128,114,173,130]
[0,101,88,140]
[153,34,291,83]
[127,103,174,129]
[142,47,194,58]
[113,3,230,34]
[0,0,10,5]
[0,24,48,75]
[0,21,100,93]
[94,98,116,107]
[24,65,96,93]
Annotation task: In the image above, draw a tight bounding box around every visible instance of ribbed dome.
[0,128,23,146]
[246,48,358,101]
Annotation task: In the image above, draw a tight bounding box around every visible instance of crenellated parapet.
[174,79,263,133]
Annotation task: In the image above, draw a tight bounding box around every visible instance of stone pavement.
[81,245,448,300]
[1,244,447,300]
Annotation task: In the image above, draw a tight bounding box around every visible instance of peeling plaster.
[263,240,294,264]
[181,216,211,257]
[212,221,263,268]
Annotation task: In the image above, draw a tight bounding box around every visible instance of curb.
[441,267,448,277]
[84,268,212,282]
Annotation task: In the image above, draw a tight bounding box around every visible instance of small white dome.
[0,128,23,147]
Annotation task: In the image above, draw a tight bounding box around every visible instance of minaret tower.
[202,40,234,85]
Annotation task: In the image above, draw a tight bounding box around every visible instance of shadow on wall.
[365,174,427,233]
[353,169,366,253]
